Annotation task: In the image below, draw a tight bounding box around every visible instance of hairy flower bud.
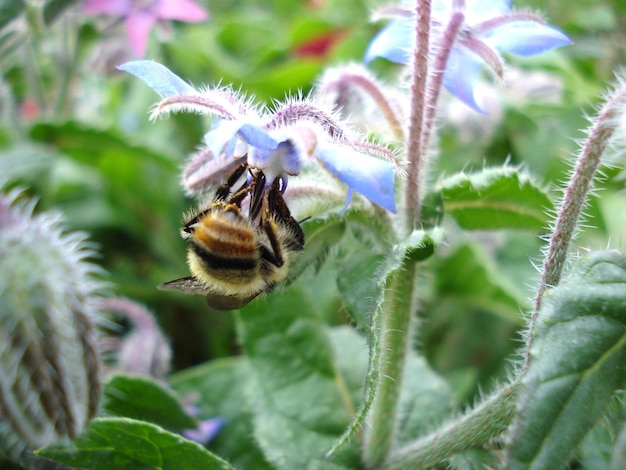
[0,188,102,464]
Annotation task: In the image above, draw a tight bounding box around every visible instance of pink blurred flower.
[83,0,209,57]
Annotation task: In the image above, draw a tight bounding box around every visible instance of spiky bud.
[0,188,102,464]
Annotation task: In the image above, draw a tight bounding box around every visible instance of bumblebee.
[159,164,305,310]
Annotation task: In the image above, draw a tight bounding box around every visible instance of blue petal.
[364,18,413,64]
[443,47,487,114]
[280,141,302,176]
[465,0,510,20]
[205,121,278,158]
[237,124,280,150]
[248,140,301,174]
[117,60,195,98]
[317,146,396,213]
[183,417,224,445]
[248,140,302,186]
[486,24,572,56]
[204,120,244,157]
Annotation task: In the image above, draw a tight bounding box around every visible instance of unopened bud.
[0,188,102,464]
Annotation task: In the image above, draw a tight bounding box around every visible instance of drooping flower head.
[83,0,209,57]
[96,297,172,380]
[365,0,572,113]
[118,60,400,213]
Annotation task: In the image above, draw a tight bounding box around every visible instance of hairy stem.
[363,259,416,468]
[337,73,405,141]
[362,0,432,466]
[404,0,432,232]
[527,81,626,366]
[421,12,464,158]
[386,381,521,469]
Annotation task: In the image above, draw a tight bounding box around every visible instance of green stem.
[23,1,47,113]
[54,14,80,117]
[363,258,416,468]
[362,0,433,465]
[386,381,521,469]
[527,80,626,368]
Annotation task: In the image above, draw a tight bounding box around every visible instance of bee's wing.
[203,292,262,311]
[158,277,212,296]
[158,277,262,311]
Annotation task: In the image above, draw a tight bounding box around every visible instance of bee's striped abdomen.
[189,209,261,285]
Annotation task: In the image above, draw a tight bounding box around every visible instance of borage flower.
[83,0,209,57]
[183,417,224,445]
[365,0,571,113]
[118,60,399,213]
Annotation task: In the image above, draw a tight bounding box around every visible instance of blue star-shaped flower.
[365,0,572,113]
[118,60,398,213]
[202,117,397,213]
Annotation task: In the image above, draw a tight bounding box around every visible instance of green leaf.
[0,27,24,60]
[337,252,385,331]
[286,214,346,284]
[344,208,398,250]
[329,228,444,456]
[435,243,527,325]
[0,0,24,29]
[577,417,618,469]
[436,167,553,230]
[43,0,79,25]
[102,373,196,433]
[446,448,501,470]
[36,417,234,470]
[236,286,361,469]
[612,420,626,470]
[169,358,273,470]
[27,120,185,264]
[395,353,454,445]
[506,250,626,469]
[326,326,369,410]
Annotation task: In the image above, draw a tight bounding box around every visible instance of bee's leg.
[266,181,305,251]
[213,162,248,202]
[260,218,285,268]
[248,171,266,222]
[259,181,305,268]
[184,163,249,234]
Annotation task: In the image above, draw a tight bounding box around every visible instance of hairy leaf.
[0,0,24,29]
[169,358,273,470]
[237,287,361,469]
[102,373,196,433]
[436,167,553,230]
[506,250,626,469]
[395,353,454,445]
[337,252,385,331]
[287,214,346,284]
[37,418,234,470]
[435,243,527,325]
[329,228,444,456]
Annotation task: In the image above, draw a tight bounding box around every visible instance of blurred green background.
[0,0,624,400]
